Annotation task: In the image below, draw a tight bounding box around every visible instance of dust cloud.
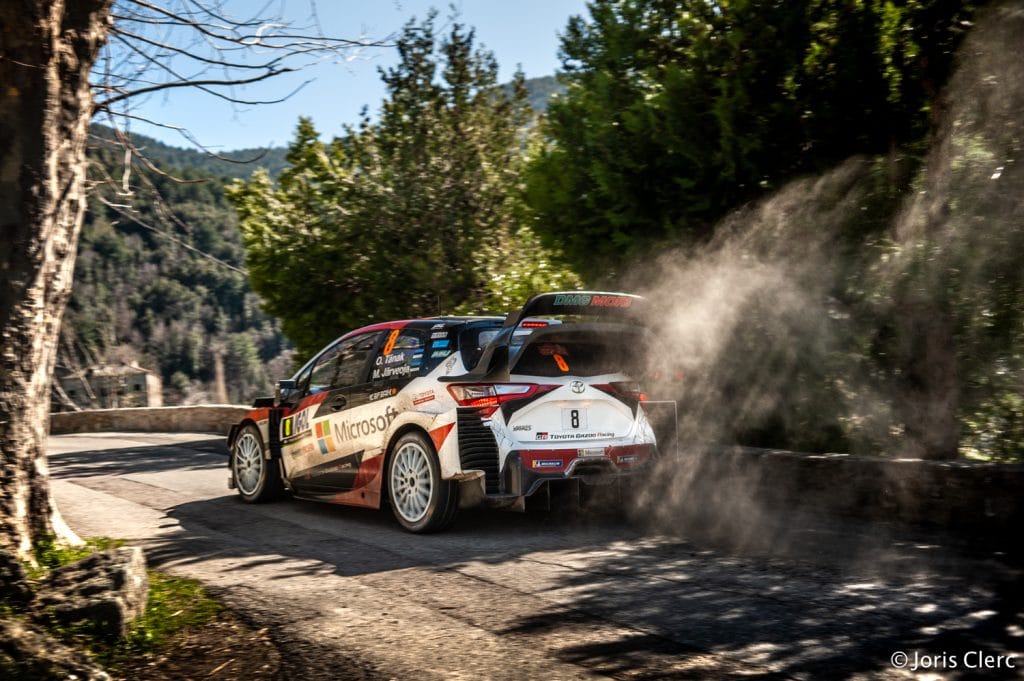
[624,2,1024,542]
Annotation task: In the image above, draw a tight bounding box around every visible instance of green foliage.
[28,537,125,579]
[231,14,580,359]
[47,571,222,670]
[525,0,979,280]
[0,652,40,681]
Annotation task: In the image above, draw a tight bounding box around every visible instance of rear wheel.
[231,424,284,503]
[386,431,457,533]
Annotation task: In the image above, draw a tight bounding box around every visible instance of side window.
[334,332,380,387]
[308,342,345,394]
[371,329,426,381]
[291,362,314,397]
[307,332,380,394]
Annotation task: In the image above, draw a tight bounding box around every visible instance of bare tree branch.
[98,66,296,108]
[90,0,391,159]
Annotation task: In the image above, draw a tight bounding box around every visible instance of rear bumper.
[502,444,655,498]
[452,406,657,508]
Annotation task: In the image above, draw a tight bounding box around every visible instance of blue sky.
[111,1,589,151]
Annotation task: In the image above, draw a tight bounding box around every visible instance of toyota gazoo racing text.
[227,291,675,532]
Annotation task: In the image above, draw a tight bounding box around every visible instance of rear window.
[511,329,651,378]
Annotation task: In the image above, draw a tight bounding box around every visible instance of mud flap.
[458,476,487,509]
[267,408,283,460]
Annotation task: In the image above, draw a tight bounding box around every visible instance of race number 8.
[562,407,587,430]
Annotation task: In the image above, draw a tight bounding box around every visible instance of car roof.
[339,316,504,341]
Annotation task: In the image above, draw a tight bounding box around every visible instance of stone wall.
[682,446,1024,533]
[49,405,250,436]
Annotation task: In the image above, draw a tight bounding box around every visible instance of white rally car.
[227,291,671,532]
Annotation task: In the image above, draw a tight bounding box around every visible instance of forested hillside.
[60,135,292,406]
[89,124,289,179]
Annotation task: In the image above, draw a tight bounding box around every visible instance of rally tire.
[231,424,284,503]
[386,431,458,533]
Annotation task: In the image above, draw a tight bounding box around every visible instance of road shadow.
[149,491,648,578]
[152,482,1023,679]
[499,534,1023,679]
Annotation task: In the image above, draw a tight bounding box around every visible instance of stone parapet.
[683,446,1024,532]
[49,405,249,436]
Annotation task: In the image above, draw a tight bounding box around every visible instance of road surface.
[49,433,1022,680]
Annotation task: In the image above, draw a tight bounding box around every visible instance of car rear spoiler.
[502,291,646,328]
[441,291,647,383]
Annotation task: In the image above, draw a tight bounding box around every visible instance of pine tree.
[231,14,579,359]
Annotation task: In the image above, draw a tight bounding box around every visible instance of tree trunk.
[0,0,112,560]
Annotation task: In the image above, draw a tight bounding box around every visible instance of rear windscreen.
[511,329,651,378]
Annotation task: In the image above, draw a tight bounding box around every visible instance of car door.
[286,331,381,495]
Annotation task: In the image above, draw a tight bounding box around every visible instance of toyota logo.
[570,380,585,394]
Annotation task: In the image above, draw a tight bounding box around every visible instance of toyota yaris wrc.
[227,291,671,532]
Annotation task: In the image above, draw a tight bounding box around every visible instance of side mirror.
[276,379,297,405]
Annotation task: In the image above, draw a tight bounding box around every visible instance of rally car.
[227,291,674,532]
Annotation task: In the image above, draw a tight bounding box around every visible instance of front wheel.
[231,424,284,503]
[386,431,457,533]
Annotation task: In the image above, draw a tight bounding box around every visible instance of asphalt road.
[49,433,1023,680]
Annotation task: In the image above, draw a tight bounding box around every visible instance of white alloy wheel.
[386,431,457,533]
[233,431,263,496]
[231,424,284,503]
[390,441,433,523]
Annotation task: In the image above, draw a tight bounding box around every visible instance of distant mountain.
[89,75,564,179]
[89,124,289,180]
[507,75,566,113]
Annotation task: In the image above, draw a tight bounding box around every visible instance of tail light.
[447,383,538,417]
[601,381,648,402]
